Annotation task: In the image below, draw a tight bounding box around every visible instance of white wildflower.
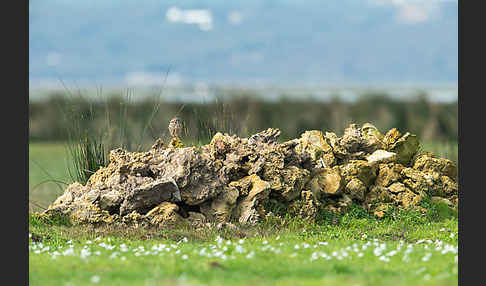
[90,275,100,283]
[110,252,119,259]
[422,253,432,262]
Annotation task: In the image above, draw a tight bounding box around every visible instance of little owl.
[168,117,183,138]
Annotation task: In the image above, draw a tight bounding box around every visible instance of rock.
[388,182,408,194]
[187,211,207,226]
[99,190,124,213]
[389,132,420,166]
[145,202,182,226]
[361,123,385,153]
[344,178,367,201]
[121,211,144,226]
[337,194,353,211]
[324,132,348,160]
[295,130,335,168]
[119,178,181,216]
[277,166,310,201]
[49,182,88,211]
[373,204,392,218]
[366,150,397,165]
[169,137,184,148]
[150,147,227,205]
[339,160,377,187]
[383,128,402,148]
[436,175,458,197]
[401,167,433,196]
[340,124,364,153]
[200,185,239,222]
[150,138,166,153]
[288,190,322,220]
[69,201,117,225]
[375,163,404,187]
[413,152,457,180]
[233,174,271,223]
[396,189,422,209]
[307,167,343,199]
[365,186,393,206]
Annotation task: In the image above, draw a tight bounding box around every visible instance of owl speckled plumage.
[168,117,184,138]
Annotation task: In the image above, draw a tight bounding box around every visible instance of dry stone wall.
[43,123,458,227]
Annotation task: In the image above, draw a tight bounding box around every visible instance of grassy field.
[28,140,459,285]
[29,207,458,286]
[29,142,73,212]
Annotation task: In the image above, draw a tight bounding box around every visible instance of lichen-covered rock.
[307,166,343,199]
[383,128,402,148]
[339,160,377,187]
[200,185,239,222]
[388,182,408,194]
[274,166,310,202]
[400,167,458,198]
[375,163,404,187]
[401,167,433,195]
[99,190,124,213]
[69,201,118,225]
[413,152,457,180]
[232,174,271,223]
[49,182,88,211]
[336,194,353,211]
[396,189,423,209]
[388,132,420,166]
[361,123,385,153]
[324,132,348,160]
[119,178,181,216]
[288,190,322,220]
[149,147,228,205]
[340,124,363,153]
[365,185,393,207]
[187,211,207,226]
[295,130,335,168]
[169,137,184,148]
[121,211,144,226]
[366,150,397,166]
[344,178,367,201]
[145,202,182,226]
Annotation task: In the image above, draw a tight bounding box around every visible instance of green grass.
[29,142,73,212]
[29,210,458,286]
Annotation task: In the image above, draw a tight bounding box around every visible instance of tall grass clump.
[58,74,169,184]
[67,133,107,185]
[62,86,108,185]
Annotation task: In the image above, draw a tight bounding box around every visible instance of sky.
[29,0,458,90]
